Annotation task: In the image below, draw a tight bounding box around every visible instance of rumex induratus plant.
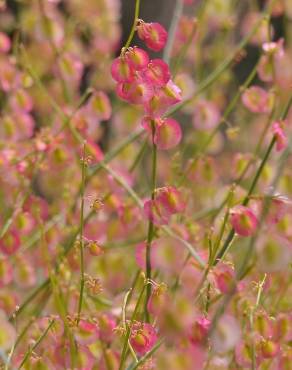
[0,0,292,369]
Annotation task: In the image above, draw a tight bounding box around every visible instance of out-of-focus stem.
[77,142,87,322]
[17,319,55,369]
[163,0,184,64]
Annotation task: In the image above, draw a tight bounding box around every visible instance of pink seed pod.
[259,339,280,359]
[0,59,19,92]
[142,117,182,150]
[58,52,83,84]
[144,186,185,225]
[116,79,153,105]
[257,55,274,82]
[87,240,104,257]
[192,99,220,131]
[211,315,241,353]
[130,322,158,356]
[256,234,292,273]
[272,121,287,152]
[154,118,182,150]
[73,319,100,345]
[254,311,274,339]
[0,290,18,316]
[144,59,171,87]
[111,56,135,83]
[147,284,169,316]
[278,350,292,370]
[86,91,112,121]
[230,205,258,237]
[137,21,168,51]
[0,230,21,255]
[126,47,149,70]
[242,86,274,114]
[9,88,33,112]
[211,263,236,294]
[144,80,182,118]
[161,79,182,106]
[274,313,292,342]
[0,32,11,53]
[98,313,116,343]
[13,255,36,288]
[189,316,211,345]
[0,257,13,288]
[157,186,186,215]
[0,311,16,351]
[23,195,49,222]
[235,341,254,367]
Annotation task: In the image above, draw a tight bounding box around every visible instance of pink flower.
[137,21,168,52]
[144,186,185,225]
[230,205,258,237]
[0,231,21,255]
[242,86,274,114]
[130,322,158,355]
[272,121,287,152]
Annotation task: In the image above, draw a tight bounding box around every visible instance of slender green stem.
[145,122,157,322]
[250,274,266,370]
[124,0,141,50]
[126,339,164,370]
[214,95,292,265]
[209,95,292,337]
[17,319,55,369]
[215,137,276,263]
[119,283,148,370]
[77,142,87,322]
[129,138,148,173]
